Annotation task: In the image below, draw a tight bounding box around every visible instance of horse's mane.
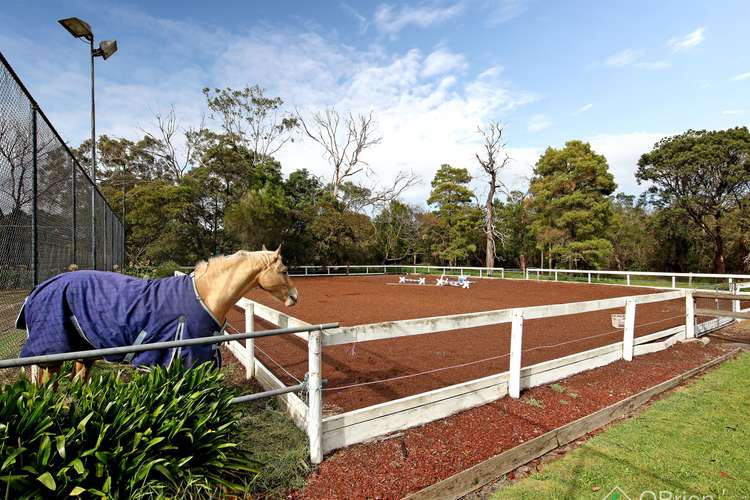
[193,250,276,279]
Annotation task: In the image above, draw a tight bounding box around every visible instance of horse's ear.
[274,245,281,256]
[262,245,268,251]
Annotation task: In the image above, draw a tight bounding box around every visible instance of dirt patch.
[231,276,733,412]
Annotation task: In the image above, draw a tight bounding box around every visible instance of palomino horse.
[17,247,298,384]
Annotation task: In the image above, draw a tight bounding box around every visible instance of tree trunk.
[485,179,495,271]
[714,233,726,273]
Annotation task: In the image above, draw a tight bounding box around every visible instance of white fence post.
[509,309,524,399]
[501,268,505,279]
[623,299,636,361]
[587,272,591,284]
[244,303,255,379]
[685,290,695,339]
[554,270,558,281]
[626,274,631,286]
[672,275,676,289]
[308,328,323,464]
[731,282,740,313]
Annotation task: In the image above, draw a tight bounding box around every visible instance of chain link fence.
[0,51,124,362]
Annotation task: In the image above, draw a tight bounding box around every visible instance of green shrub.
[0,363,259,498]
[153,260,183,278]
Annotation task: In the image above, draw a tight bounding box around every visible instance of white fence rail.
[290,264,507,279]
[525,267,750,289]
[288,264,750,291]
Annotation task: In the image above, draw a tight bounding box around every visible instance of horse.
[16,246,298,384]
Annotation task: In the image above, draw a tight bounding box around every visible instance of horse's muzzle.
[285,289,299,307]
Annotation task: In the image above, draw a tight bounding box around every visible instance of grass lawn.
[495,352,750,499]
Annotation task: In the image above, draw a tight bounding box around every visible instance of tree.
[475,122,510,270]
[144,106,202,180]
[374,201,421,263]
[225,185,291,251]
[123,181,200,264]
[494,190,535,270]
[530,140,617,269]
[184,135,283,255]
[203,85,298,166]
[299,108,381,200]
[637,127,750,273]
[310,202,377,265]
[426,164,483,265]
[298,108,419,205]
[608,193,649,270]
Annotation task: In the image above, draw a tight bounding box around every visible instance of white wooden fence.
[226,284,750,463]
[288,264,750,291]
[290,264,507,279]
[525,267,750,290]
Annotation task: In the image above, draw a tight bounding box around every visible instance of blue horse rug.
[17,271,224,368]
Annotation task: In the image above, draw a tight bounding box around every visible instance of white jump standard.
[436,274,473,289]
[399,275,427,285]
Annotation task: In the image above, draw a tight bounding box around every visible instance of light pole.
[58,17,117,270]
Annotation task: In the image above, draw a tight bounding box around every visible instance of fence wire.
[0,52,124,358]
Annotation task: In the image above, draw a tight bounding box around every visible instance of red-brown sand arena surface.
[226,275,736,413]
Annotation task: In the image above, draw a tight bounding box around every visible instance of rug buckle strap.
[124,329,149,363]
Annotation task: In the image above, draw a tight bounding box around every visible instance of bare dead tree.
[144,106,203,180]
[475,121,510,271]
[298,108,383,200]
[0,118,34,215]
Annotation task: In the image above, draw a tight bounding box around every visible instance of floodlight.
[97,40,118,60]
[58,17,93,41]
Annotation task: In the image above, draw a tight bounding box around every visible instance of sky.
[1,0,749,205]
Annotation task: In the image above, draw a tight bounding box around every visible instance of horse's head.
[257,246,298,307]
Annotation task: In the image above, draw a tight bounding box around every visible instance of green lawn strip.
[495,353,750,499]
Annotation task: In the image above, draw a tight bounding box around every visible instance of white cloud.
[208,28,535,205]
[587,132,668,194]
[373,3,464,35]
[577,103,593,113]
[635,61,671,70]
[421,49,468,78]
[527,114,551,132]
[730,71,750,81]
[722,110,744,115]
[667,27,705,51]
[8,6,540,207]
[487,0,528,25]
[605,49,639,67]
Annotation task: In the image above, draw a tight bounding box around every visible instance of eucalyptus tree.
[637,127,750,273]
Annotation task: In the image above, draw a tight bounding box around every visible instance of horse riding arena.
[222,271,749,461]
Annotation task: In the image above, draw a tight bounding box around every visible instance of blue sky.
[2,0,748,203]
